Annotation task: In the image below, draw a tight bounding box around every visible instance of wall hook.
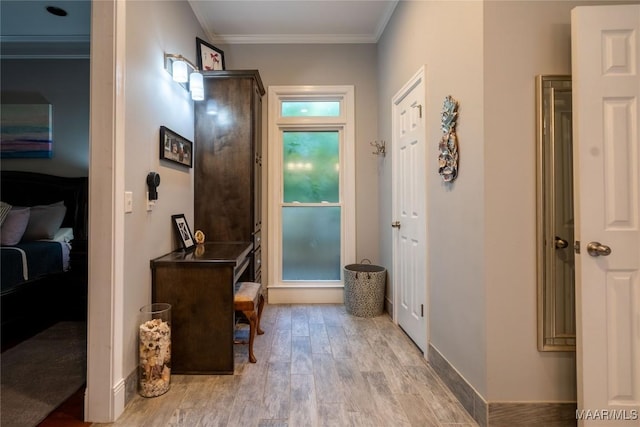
[370,140,386,156]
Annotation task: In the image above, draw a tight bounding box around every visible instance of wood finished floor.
[94,303,477,427]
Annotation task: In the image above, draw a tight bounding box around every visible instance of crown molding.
[206,32,378,45]
[374,1,399,41]
[0,35,90,43]
[0,37,90,59]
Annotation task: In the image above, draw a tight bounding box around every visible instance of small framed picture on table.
[171,214,195,251]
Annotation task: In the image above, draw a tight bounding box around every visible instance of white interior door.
[392,67,428,352]
[572,5,640,425]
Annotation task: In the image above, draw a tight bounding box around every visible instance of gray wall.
[1,59,89,176]
[377,0,586,402]
[483,0,579,402]
[377,0,489,396]
[223,43,381,271]
[120,0,207,376]
[39,0,628,406]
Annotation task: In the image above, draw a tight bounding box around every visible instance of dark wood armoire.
[194,70,265,282]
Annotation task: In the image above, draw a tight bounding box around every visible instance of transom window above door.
[281,101,340,117]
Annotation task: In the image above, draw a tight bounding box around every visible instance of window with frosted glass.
[283,131,339,203]
[282,206,341,280]
[281,101,340,117]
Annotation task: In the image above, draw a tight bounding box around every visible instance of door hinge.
[421,304,424,317]
[413,104,423,118]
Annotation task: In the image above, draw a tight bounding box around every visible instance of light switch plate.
[125,191,133,213]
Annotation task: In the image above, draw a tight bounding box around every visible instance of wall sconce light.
[164,53,204,101]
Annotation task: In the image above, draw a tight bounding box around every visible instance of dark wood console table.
[150,242,252,374]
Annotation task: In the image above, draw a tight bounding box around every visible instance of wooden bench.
[234,282,265,363]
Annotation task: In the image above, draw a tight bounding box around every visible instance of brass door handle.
[587,241,611,257]
[391,221,401,229]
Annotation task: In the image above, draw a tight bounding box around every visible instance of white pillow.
[21,201,67,241]
[0,201,12,226]
[1,207,30,246]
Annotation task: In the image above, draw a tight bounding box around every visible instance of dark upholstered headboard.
[1,171,88,240]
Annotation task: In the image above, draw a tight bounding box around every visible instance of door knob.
[555,236,569,249]
[586,241,612,257]
[391,221,401,229]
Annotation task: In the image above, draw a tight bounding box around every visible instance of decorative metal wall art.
[438,95,459,182]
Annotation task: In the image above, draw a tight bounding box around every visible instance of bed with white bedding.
[1,228,74,294]
[0,171,88,348]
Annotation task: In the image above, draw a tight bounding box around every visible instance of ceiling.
[0,0,91,58]
[189,0,399,44]
[0,0,397,58]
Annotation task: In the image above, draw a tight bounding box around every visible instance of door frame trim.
[391,65,429,353]
[85,0,126,421]
[266,86,356,302]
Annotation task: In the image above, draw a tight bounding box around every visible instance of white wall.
[120,0,207,377]
[377,0,488,396]
[223,43,381,270]
[1,59,89,176]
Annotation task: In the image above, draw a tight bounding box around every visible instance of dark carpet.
[1,321,86,427]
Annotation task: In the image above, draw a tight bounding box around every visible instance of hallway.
[95,304,476,426]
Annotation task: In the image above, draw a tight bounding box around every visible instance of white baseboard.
[113,378,126,420]
[267,285,344,304]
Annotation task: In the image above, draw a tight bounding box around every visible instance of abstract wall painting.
[0,104,53,159]
[196,37,225,71]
